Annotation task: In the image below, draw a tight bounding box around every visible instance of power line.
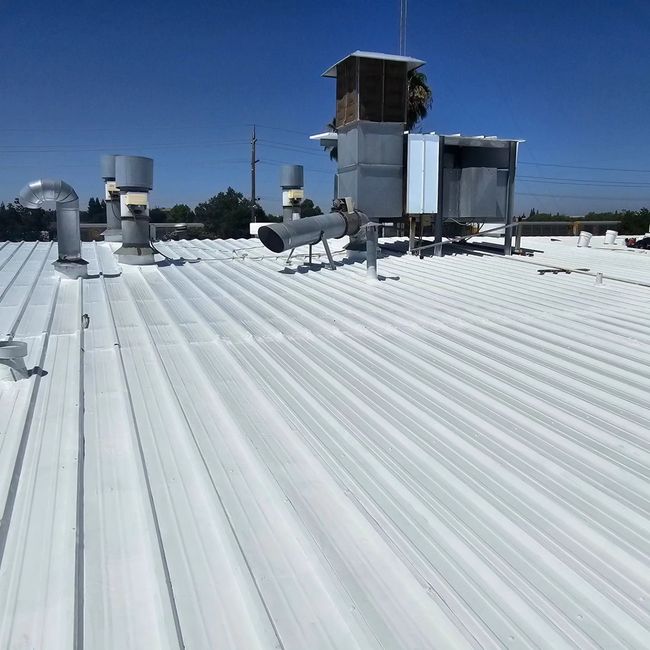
[0,140,250,154]
[516,191,649,201]
[258,160,332,175]
[518,161,650,174]
[518,176,650,187]
[257,140,324,157]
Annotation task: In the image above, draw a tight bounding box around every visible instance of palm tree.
[326,118,338,162]
[326,70,433,161]
[406,70,433,131]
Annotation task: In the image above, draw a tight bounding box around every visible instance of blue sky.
[0,0,649,216]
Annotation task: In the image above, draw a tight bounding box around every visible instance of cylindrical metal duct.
[114,156,155,264]
[100,154,117,180]
[258,211,363,253]
[101,154,122,241]
[281,165,304,224]
[19,179,83,262]
[281,165,304,188]
[115,155,153,190]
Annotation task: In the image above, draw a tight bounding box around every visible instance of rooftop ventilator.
[112,155,155,264]
[101,154,122,242]
[18,178,88,278]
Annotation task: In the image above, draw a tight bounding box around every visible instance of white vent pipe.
[577,231,592,248]
[19,179,84,262]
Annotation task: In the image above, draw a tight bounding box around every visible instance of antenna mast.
[399,0,408,55]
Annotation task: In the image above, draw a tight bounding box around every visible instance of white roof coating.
[0,236,649,649]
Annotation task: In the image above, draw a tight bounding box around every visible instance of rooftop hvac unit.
[323,51,424,223]
[405,133,521,254]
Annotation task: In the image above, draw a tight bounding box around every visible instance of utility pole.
[250,124,259,223]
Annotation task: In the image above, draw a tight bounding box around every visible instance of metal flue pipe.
[101,154,121,242]
[19,179,82,262]
[258,210,364,253]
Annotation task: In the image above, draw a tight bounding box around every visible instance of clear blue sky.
[1,0,649,216]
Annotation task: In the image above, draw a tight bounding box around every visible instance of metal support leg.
[285,248,295,264]
[309,244,312,265]
[408,217,416,254]
[366,225,378,280]
[433,213,443,257]
[322,238,336,270]
[514,220,522,254]
[503,140,518,256]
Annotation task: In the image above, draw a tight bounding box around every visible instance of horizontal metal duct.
[258,211,363,253]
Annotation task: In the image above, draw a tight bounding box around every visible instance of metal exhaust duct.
[100,154,122,242]
[258,210,364,253]
[280,165,304,223]
[113,155,155,265]
[19,179,88,274]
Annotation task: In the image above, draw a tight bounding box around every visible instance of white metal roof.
[322,51,426,78]
[0,236,649,649]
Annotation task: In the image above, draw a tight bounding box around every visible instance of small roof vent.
[0,341,28,381]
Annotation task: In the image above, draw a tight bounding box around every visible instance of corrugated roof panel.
[0,237,648,648]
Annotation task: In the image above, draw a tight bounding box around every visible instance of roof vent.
[101,154,122,242]
[0,341,28,381]
[18,179,88,277]
[113,156,156,265]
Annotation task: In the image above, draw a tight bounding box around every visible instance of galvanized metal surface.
[114,155,153,191]
[0,237,649,649]
[280,164,304,189]
[258,212,349,252]
[18,179,82,262]
[337,122,405,220]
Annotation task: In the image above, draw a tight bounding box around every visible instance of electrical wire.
[518,161,650,174]
[516,191,649,201]
[518,176,650,187]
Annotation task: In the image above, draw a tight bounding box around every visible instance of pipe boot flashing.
[19,179,87,273]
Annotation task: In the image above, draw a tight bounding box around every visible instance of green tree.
[149,207,169,222]
[195,187,265,238]
[168,203,194,223]
[300,199,323,218]
[85,197,106,224]
[0,200,53,240]
[619,208,650,235]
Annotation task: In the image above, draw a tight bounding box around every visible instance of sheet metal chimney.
[101,154,122,242]
[280,165,304,223]
[113,155,155,265]
[18,179,88,276]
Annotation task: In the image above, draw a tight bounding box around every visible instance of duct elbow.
[18,179,84,265]
[19,179,79,208]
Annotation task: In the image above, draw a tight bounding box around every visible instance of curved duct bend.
[19,179,84,263]
[259,210,365,253]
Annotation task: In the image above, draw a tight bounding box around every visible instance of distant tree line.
[0,188,324,241]
[521,207,650,234]
[2,193,646,241]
